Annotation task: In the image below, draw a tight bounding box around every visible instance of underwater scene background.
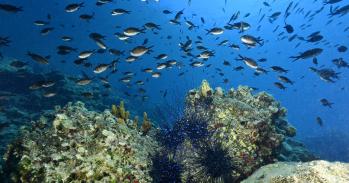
[0,0,349,182]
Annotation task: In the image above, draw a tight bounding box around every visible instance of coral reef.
[156,80,314,182]
[2,102,159,182]
[241,160,349,183]
[0,57,125,167]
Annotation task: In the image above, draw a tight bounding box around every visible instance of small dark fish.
[274,82,286,90]
[258,58,267,62]
[234,66,244,71]
[0,3,22,13]
[163,10,172,14]
[313,57,318,65]
[337,45,347,52]
[306,34,323,42]
[74,58,86,65]
[284,23,294,33]
[332,58,349,68]
[80,12,95,21]
[316,117,323,127]
[320,98,333,108]
[201,17,205,24]
[223,60,230,66]
[324,0,342,5]
[270,66,288,73]
[40,27,54,36]
[278,76,294,85]
[263,2,270,7]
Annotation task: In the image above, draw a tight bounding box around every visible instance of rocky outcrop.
[242,160,349,183]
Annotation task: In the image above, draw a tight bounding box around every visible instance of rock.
[242,160,349,183]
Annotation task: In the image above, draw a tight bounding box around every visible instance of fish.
[229,22,251,32]
[43,92,56,98]
[237,55,258,69]
[40,27,54,36]
[156,63,168,70]
[80,13,95,21]
[284,23,294,33]
[206,28,224,35]
[278,76,294,85]
[27,52,49,64]
[269,12,282,23]
[190,61,204,67]
[306,34,323,42]
[270,66,288,73]
[329,4,349,17]
[123,27,145,36]
[65,3,84,13]
[34,20,49,26]
[95,39,107,50]
[163,10,172,14]
[240,35,263,47]
[0,3,22,13]
[274,82,286,90]
[94,64,110,74]
[130,46,153,57]
[111,9,131,16]
[201,17,205,24]
[320,98,333,108]
[316,117,323,126]
[337,45,347,52]
[309,67,340,83]
[61,36,73,42]
[144,22,161,30]
[151,72,161,78]
[96,0,113,6]
[332,58,349,68]
[290,48,323,61]
[263,2,270,7]
[109,49,124,56]
[78,50,95,59]
[324,0,342,5]
[154,54,168,60]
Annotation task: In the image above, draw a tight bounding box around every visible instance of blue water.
[1,0,348,162]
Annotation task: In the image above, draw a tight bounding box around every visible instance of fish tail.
[290,56,300,61]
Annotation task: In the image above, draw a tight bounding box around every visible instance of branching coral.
[141,112,152,135]
[111,101,130,124]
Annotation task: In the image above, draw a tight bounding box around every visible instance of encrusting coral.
[2,102,159,183]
